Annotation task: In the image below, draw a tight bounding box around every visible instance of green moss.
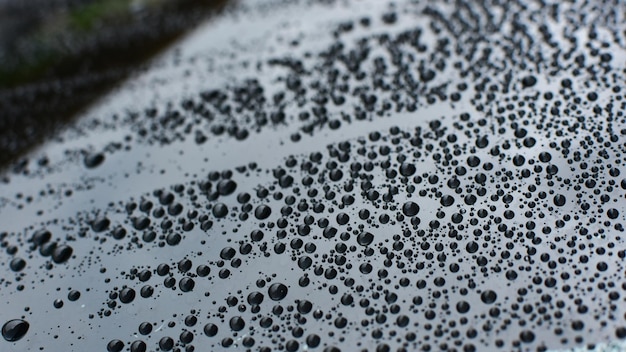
[67,0,132,31]
[0,0,211,88]
[0,0,136,86]
[0,41,59,87]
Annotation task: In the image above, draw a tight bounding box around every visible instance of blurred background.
[0,0,228,169]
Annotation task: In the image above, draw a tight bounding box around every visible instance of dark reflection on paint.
[0,0,230,169]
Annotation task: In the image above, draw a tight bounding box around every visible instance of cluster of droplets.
[77,0,620,167]
[5,114,626,351]
[2,0,626,351]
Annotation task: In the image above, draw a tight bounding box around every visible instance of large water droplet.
[402,201,419,217]
[268,283,288,301]
[2,319,29,342]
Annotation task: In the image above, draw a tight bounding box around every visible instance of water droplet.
[229,316,245,331]
[268,283,288,301]
[212,203,228,218]
[217,179,237,196]
[521,75,537,88]
[179,278,195,292]
[130,340,147,352]
[254,205,272,220]
[119,288,136,304]
[107,339,124,352]
[456,301,470,314]
[402,201,419,217]
[138,322,152,335]
[519,330,535,343]
[51,245,73,264]
[9,258,26,272]
[84,152,105,168]
[68,290,81,301]
[553,194,566,207]
[158,336,174,351]
[357,232,374,246]
[204,323,218,337]
[480,290,497,304]
[2,319,29,342]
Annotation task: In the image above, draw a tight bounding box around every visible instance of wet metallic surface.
[1,0,626,351]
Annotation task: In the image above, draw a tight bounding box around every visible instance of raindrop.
[91,216,110,232]
[51,245,73,264]
[399,163,416,177]
[68,290,81,301]
[212,203,228,218]
[456,301,470,314]
[84,153,105,168]
[217,179,237,196]
[9,258,26,272]
[179,278,195,292]
[521,75,537,88]
[402,201,420,217]
[268,283,288,301]
[480,290,497,304]
[31,229,51,246]
[138,322,152,335]
[1,319,29,342]
[119,288,136,304]
[204,323,218,337]
[357,232,375,246]
[255,205,272,220]
[107,339,124,352]
[553,194,566,207]
[229,316,245,331]
[519,330,535,343]
[158,336,174,351]
[130,340,147,352]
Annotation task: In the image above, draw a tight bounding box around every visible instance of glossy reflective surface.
[1,0,626,351]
